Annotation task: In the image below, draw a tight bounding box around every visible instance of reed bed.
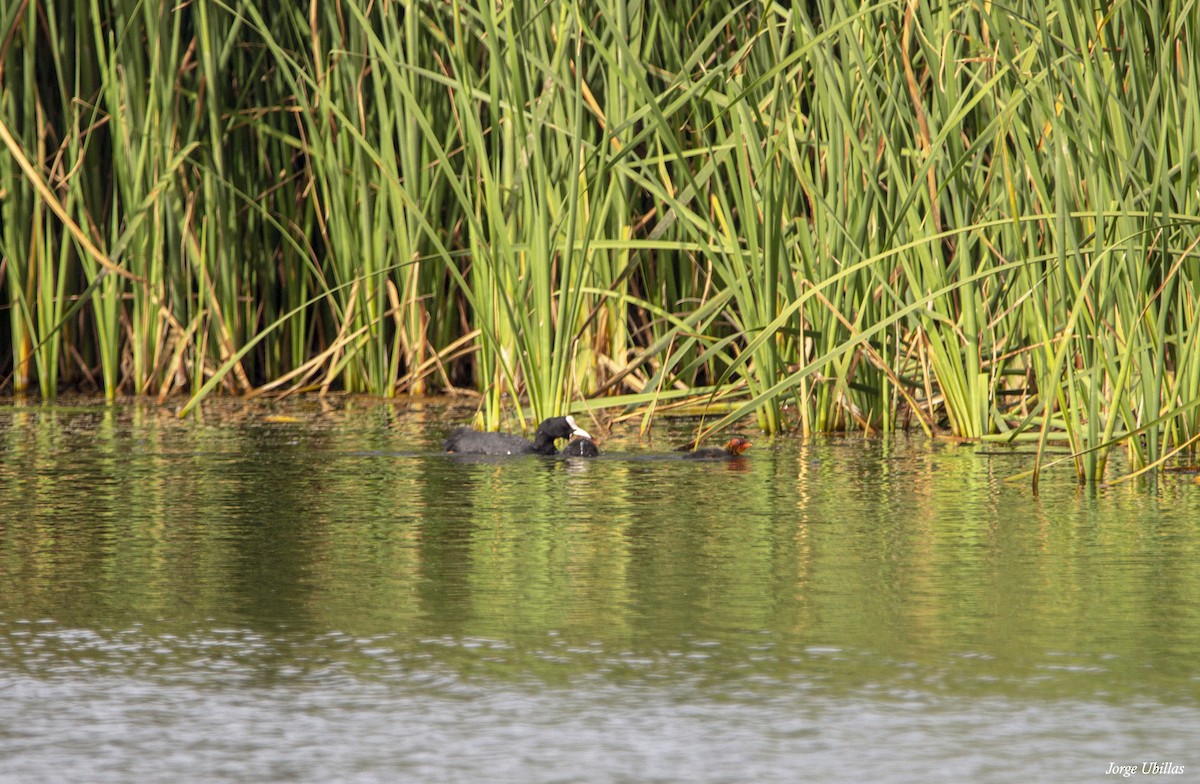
[2,0,1199,482]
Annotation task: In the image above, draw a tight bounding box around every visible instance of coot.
[561,436,601,457]
[443,415,592,456]
[681,436,752,459]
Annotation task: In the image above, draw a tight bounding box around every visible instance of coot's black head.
[535,415,591,441]
[529,415,592,454]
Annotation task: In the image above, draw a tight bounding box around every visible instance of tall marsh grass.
[2,0,1199,481]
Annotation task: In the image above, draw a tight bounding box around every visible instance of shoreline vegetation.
[1,1,1199,482]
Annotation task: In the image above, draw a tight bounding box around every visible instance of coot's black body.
[681,436,752,459]
[443,415,591,456]
[561,437,600,457]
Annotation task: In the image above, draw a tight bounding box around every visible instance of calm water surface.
[1,399,1198,783]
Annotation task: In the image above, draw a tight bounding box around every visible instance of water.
[1,398,1198,783]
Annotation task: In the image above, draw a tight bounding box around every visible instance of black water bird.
[443,415,592,456]
[681,436,752,459]
[560,436,601,457]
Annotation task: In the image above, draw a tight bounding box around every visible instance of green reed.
[2,0,1199,483]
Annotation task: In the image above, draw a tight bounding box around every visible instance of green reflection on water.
[1,399,1198,703]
